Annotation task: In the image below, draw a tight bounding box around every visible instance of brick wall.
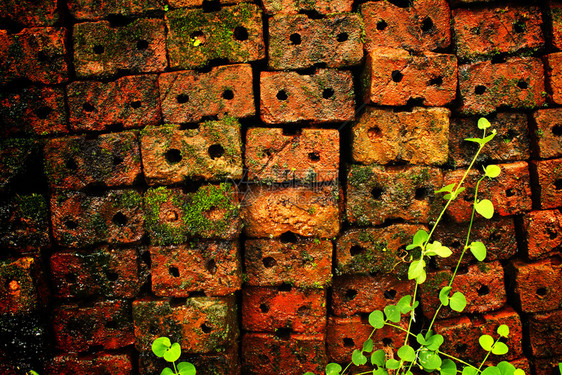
[1,0,561,374]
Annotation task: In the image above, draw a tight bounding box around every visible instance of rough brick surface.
[158,64,255,123]
[0,0,59,27]
[532,108,562,159]
[45,353,133,375]
[245,128,339,183]
[0,257,46,315]
[0,138,42,194]
[522,210,562,260]
[346,165,443,226]
[530,158,562,209]
[262,0,352,14]
[166,4,265,69]
[528,309,562,358]
[544,52,562,104]
[268,13,363,70]
[360,0,451,52]
[510,258,562,313]
[352,107,450,165]
[0,194,50,252]
[459,57,546,114]
[550,2,562,50]
[534,357,562,375]
[68,0,163,20]
[141,120,243,185]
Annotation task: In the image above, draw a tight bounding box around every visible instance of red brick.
[0,194,50,252]
[242,286,326,334]
[68,0,163,20]
[459,58,546,114]
[534,357,562,375]
[332,275,414,317]
[0,257,47,315]
[150,241,241,297]
[73,19,166,78]
[0,27,68,85]
[245,128,339,183]
[262,0,352,14]
[260,69,354,124]
[53,300,134,352]
[444,161,532,223]
[141,120,243,185]
[0,0,59,27]
[50,247,141,299]
[530,158,562,210]
[268,13,363,70]
[522,210,562,260]
[532,108,562,159]
[51,190,144,248]
[133,296,238,353]
[529,309,562,358]
[45,353,133,375]
[360,0,451,52]
[550,2,562,50]
[352,107,450,165]
[168,0,245,7]
[166,4,265,69]
[544,52,562,104]
[245,237,332,288]
[241,185,340,238]
[0,138,42,194]
[346,165,443,226]
[510,258,562,313]
[158,64,254,124]
[144,184,241,244]
[452,6,544,60]
[68,75,161,132]
[242,333,326,375]
[0,86,68,137]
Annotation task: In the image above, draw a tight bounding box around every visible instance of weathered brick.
[444,161,532,223]
[550,2,562,50]
[68,0,163,20]
[332,275,414,317]
[241,184,340,238]
[544,52,562,105]
[67,75,161,132]
[242,333,326,375]
[150,241,241,297]
[532,108,562,159]
[458,58,546,114]
[530,158,562,210]
[0,0,59,27]
[268,13,363,70]
[158,64,254,123]
[0,86,68,137]
[133,296,238,353]
[141,120,243,185]
[245,128,339,183]
[0,194,49,252]
[260,69,354,124]
[529,309,562,358]
[50,247,141,299]
[534,357,562,375]
[335,224,426,277]
[346,165,443,226]
[45,353,133,375]
[44,132,141,190]
[360,0,451,52]
[0,27,68,85]
[262,0,352,15]
[522,210,562,260]
[0,257,46,315]
[452,6,544,60]
[73,19,166,78]
[0,138,42,194]
[144,184,241,244]
[510,258,562,313]
[242,286,326,334]
[245,237,332,288]
[168,0,245,7]
[51,190,144,247]
[166,3,265,69]
[352,107,450,165]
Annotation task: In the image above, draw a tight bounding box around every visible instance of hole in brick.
[166,210,179,222]
[279,282,292,291]
[368,126,383,140]
[259,303,270,313]
[536,287,548,296]
[113,155,123,166]
[169,266,180,277]
[177,94,192,105]
[554,179,562,190]
[505,188,515,197]
[277,90,288,100]
[112,212,128,226]
[343,338,355,348]
[262,256,277,268]
[65,273,77,283]
[421,17,433,32]
[322,88,334,99]
[502,129,516,143]
[429,76,443,86]
[34,106,52,119]
[552,124,562,136]
[65,220,78,229]
[93,45,105,54]
[289,33,302,45]
[308,151,320,161]
[415,187,430,200]
[298,9,325,19]
[382,338,393,346]
[37,51,49,62]
[258,354,269,363]
[84,182,107,196]
[136,40,149,50]
[205,259,217,275]
[517,80,528,89]
[65,158,78,170]
[371,187,384,200]
[282,127,301,136]
[391,70,403,83]
[105,271,119,282]
[384,289,397,300]
[202,0,221,12]
[296,306,310,317]
[165,149,182,164]
[208,144,224,159]
[83,103,96,112]
[456,343,467,353]
[350,245,365,256]
[377,20,388,31]
[222,89,234,100]
[337,32,348,42]
[280,231,298,243]
[190,31,206,46]
[234,26,248,41]
[105,320,118,329]
[275,328,293,340]
[201,323,212,333]
[475,85,487,95]
[130,100,142,109]
[513,20,526,33]
[547,227,558,240]
[477,285,489,296]
[345,289,357,301]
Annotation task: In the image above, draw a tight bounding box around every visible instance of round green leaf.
[439,286,452,306]
[426,334,444,351]
[178,362,196,375]
[416,333,428,346]
[482,366,501,375]
[469,241,487,261]
[373,368,388,375]
[304,373,316,375]
[440,359,458,375]
[363,338,374,353]
[497,324,509,338]
[386,359,401,370]
[514,369,525,375]
[485,165,501,178]
[163,342,181,363]
[384,305,401,323]
[496,361,516,375]
[416,268,427,285]
[152,337,172,357]
[475,199,495,219]
[492,342,509,355]
[326,362,342,375]
[479,335,494,351]
[369,310,385,329]
[397,345,416,362]
[449,291,467,312]
[161,368,174,375]
[478,118,492,130]
[371,349,386,367]
[419,350,442,370]
[397,295,413,314]
[462,366,479,375]
[352,349,368,366]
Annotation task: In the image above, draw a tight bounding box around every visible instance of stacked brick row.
[1,0,562,374]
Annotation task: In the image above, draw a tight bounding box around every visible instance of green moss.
[119,190,143,209]
[348,165,374,188]
[16,194,48,223]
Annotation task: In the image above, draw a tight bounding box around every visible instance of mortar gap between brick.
[297,9,325,19]
[202,0,221,13]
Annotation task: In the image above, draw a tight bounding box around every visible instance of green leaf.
[373,368,388,375]
[492,342,509,355]
[496,361,516,375]
[397,295,412,314]
[152,337,172,357]
[369,310,385,329]
[482,366,501,375]
[444,187,465,200]
[163,342,181,363]
[479,335,494,351]
[440,359,458,375]
[514,369,525,375]
[415,268,427,284]
[384,305,401,323]
[363,338,374,353]
[426,241,452,258]
[386,359,401,370]
[371,349,386,367]
[481,132,497,144]
[177,362,196,375]
[397,345,416,362]
[439,286,452,306]
[436,183,456,194]
[465,137,485,145]
[485,165,501,178]
[28,372,40,375]
[419,350,442,370]
[497,324,509,338]
[161,368,175,375]
[478,118,492,129]
[408,259,426,280]
[475,199,495,219]
[352,349,368,366]
[469,241,487,261]
[326,362,343,375]
[559,363,562,375]
[449,292,467,312]
[416,333,428,346]
[304,373,316,375]
[426,334,444,351]
[407,230,429,250]
[463,367,479,375]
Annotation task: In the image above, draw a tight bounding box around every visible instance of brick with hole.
[522,210,562,261]
[331,274,414,317]
[68,0,163,20]
[262,0,352,15]
[166,3,265,69]
[260,68,354,124]
[242,286,326,334]
[346,165,443,226]
[50,247,141,299]
[244,237,332,288]
[550,2,562,50]
[360,0,451,53]
[421,261,507,320]
[362,48,457,106]
[0,27,68,85]
[452,6,544,61]
[242,333,326,375]
[510,258,562,313]
[241,184,340,238]
[67,75,161,132]
[530,158,562,210]
[141,120,243,185]
[544,52,562,105]
[352,107,450,166]
[51,190,144,248]
[133,296,238,353]
[0,0,59,27]
[268,13,363,70]
[45,353,133,375]
[529,309,562,358]
[150,241,241,297]
[0,138,42,194]
[0,257,47,315]
[245,128,339,183]
[44,132,142,190]
[73,19,166,78]
[532,108,562,159]
[458,57,546,115]
[158,64,254,124]
[443,161,532,223]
